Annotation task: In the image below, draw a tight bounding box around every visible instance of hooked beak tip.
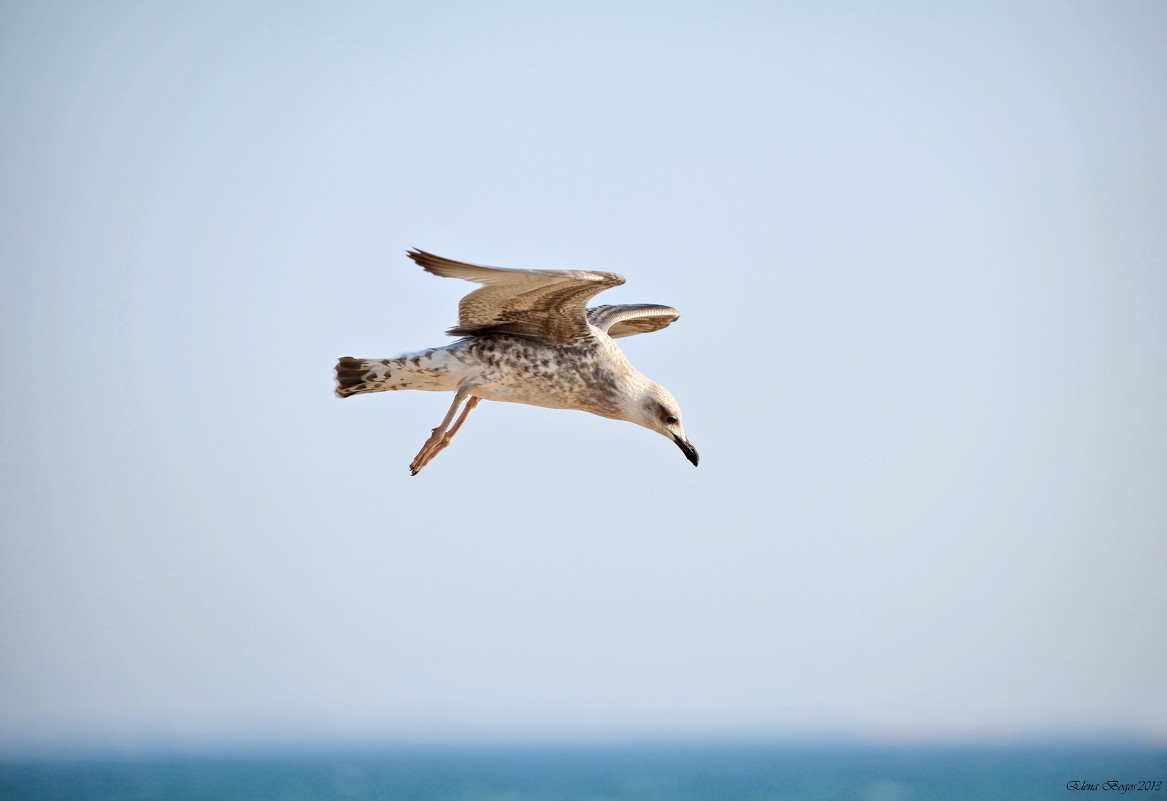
[674,435,699,467]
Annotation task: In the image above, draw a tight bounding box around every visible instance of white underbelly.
[470,382,581,411]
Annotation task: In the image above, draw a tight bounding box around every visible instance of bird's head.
[631,383,699,467]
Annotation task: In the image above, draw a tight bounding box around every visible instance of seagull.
[335,249,698,475]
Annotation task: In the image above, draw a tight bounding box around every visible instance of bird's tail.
[335,357,399,397]
[334,354,456,398]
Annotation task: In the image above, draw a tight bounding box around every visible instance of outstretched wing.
[407,249,625,343]
[586,304,681,339]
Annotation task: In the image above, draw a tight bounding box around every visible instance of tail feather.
[336,357,375,399]
[335,352,457,397]
[335,357,396,398]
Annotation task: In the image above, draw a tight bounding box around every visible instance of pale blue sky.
[2,1,1165,756]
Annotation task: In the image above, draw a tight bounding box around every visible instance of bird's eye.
[666,416,678,424]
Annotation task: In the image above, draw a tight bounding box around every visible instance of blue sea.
[2,743,1164,800]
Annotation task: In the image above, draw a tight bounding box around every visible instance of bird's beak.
[674,435,699,467]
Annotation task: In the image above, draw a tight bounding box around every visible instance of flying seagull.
[335,249,698,475]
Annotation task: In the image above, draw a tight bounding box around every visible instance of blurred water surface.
[3,743,1165,800]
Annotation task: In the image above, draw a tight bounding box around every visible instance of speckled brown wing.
[407,249,626,343]
[586,304,681,339]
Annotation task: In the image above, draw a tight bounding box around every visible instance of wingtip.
[406,248,444,275]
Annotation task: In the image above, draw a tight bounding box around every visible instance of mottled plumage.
[336,249,697,474]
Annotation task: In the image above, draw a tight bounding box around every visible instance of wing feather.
[407,249,625,343]
[586,304,681,339]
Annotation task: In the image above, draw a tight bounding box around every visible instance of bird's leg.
[409,388,481,475]
[445,395,480,441]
